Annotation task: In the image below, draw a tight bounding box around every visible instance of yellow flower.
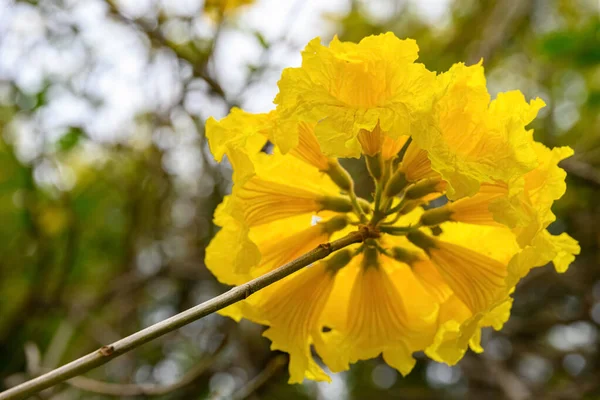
[205,32,578,383]
[408,224,519,365]
[357,122,409,161]
[275,33,436,158]
[491,143,574,245]
[205,108,269,163]
[206,109,353,188]
[420,141,581,281]
[206,150,353,286]
[400,140,440,182]
[221,255,346,383]
[316,249,438,376]
[412,63,544,199]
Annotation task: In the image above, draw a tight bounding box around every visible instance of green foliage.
[57,127,84,152]
[540,20,600,66]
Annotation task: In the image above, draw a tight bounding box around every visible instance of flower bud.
[321,215,349,234]
[390,247,421,265]
[318,196,354,213]
[365,154,383,181]
[325,249,354,273]
[358,198,372,214]
[406,230,437,252]
[420,206,453,226]
[405,178,443,200]
[325,159,353,191]
[385,170,408,197]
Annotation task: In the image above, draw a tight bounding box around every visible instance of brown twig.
[0,227,377,400]
[67,338,227,397]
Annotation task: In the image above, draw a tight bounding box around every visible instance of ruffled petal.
[356,122,408,160]
[205,108,269,162]
[490,143,574,247]
[409,225,515,315]
[507,230,580,287]
[275,33,436,158]
[236,177,323,226]
[205,199,261,285]
[252,220,331,276]
[425,295,476,364]
[448,184,507,226]
[412,62,543,199]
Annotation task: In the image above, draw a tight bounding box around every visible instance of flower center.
[319,138,454,267]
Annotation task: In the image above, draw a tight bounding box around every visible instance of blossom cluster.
[204,33,580,383]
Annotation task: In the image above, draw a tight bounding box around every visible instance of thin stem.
[0,228,377,400]
[381,195,409,226]
[371,182,386,226]
[382,196,394,213]
[369,161,394,226]
[352,243,365,256]
[66,339,227,397]
[373,181,383,216]
[348,185,368,223]
[379,223,421,236]
[385,197,407,217]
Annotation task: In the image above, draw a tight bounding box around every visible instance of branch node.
[98,346,114,357]
[359,224,380,240]
[318,243,332,254]
[244,285,253,299]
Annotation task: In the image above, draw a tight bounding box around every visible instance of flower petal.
[412,63,543,199]
[317,253,437,375]
[275,33,436,158]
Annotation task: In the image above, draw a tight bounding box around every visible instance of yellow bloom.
[357,122,409,160]
[491,143,574,245]
[205,146,354,287]
[204,32,578,383]
[290,121,330,170]
[400,140,440,182]
[205,197,261,285]
[407,230,508,314]
[275,33,436,158]
[316,250,438,376]
[205,108,269,163]
[207,109,344,179]
[424,141,581,279]
[221,257,345,383]
[411,63,544,199]
[407,224,519,364]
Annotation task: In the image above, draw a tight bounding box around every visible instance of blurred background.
[1,0,599,399]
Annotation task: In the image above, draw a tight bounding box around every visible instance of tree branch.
[66,337,227,397]
[0,227,377,400]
